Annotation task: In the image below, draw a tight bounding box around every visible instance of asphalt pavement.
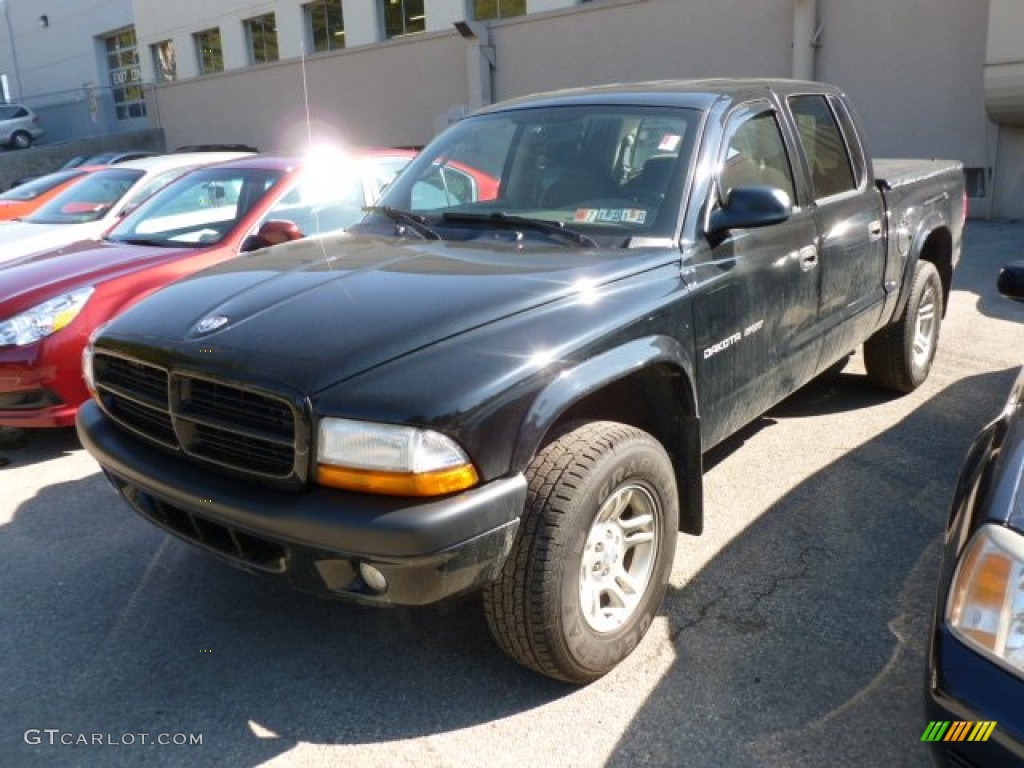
[2,220,1023,768]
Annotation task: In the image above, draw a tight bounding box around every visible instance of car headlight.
[316,417,479,496]
[947,523,1024,676]
[0,286,94,347]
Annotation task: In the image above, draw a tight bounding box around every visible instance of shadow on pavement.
[955,222,1024,322]
[703,370,894,474]
[0,427,80,470]
[5,370,1008,768]
[605,367,1018,768]
[1,470,571,768]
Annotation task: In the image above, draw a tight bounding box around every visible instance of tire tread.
[483,421,664,682]
[864,260,943,393]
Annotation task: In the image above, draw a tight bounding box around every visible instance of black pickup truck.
[77,79,964,683]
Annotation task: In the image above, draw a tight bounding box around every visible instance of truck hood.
[0,238,187,311]
[102,233,679,394]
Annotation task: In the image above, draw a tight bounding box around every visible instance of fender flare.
[892,211,950,322]
[511,334,705,534]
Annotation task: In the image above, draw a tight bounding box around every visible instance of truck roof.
[476,78,843,114]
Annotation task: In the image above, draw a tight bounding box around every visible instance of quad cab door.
[693,101,822,449]
[787,94,887,366]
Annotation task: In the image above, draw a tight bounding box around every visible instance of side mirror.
[998,261,1024,302]
[241,219,304,252]
[708,185,792,236]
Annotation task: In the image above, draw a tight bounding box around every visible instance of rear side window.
[788,95,857,200]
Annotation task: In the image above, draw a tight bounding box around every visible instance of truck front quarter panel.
[311,260,695,488]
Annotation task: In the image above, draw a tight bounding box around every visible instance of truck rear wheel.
[864,260,943,393]
[482,421,678,683]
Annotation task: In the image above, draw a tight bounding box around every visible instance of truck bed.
[873,158,963,191]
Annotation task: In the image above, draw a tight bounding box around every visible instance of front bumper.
[77,401,527,605]
[0,337,85,428]
[927,628,1024,768]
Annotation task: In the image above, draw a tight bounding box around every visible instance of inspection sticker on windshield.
[658,134,682,152]
[574,208,647,225]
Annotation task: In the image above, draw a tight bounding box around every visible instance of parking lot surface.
[3,221,1023,768]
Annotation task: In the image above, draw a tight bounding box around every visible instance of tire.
[10,131,31,149]
[864,260,943,393]
[483,421,678,683]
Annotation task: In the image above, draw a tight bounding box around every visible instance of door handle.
[868,220,883,241]
[799,245,818,271]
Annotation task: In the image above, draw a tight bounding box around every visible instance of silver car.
[0,103,43,149]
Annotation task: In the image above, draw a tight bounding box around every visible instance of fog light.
[359,563,388,593]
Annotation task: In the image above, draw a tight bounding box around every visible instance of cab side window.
[788,95,858,200]
[719,111,796,203]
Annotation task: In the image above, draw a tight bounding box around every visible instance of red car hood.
[0,238,193,313]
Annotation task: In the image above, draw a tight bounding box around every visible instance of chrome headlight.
[0,286,94,347]
[316,417,478,496]
[947,524,1024,677]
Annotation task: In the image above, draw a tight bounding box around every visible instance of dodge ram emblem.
[194,315,229,334]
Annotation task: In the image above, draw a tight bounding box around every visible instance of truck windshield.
[360,104,699,245]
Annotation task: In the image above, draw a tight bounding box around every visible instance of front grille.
[93,351,303,482]
[184,378,294,439]
[97,355,168,407]
[189,422,294,476]
[107,394,177,446]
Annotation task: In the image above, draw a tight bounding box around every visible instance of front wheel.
[864,260,943,393]
[9,130,32,149]
[483,421,678,683]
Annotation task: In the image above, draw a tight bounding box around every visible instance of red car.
[0,150,414,428]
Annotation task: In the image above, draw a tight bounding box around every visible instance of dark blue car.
[927,262,1024,767]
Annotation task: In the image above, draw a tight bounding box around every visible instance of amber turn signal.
[317,463,479,497]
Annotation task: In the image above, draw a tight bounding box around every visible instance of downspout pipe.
[793,0,818,81]
[1,0,24,100]
[454,19,495,111]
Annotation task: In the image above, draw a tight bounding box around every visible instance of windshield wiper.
[106,237,173,247]
[441,212,597,248]
[364,205,441,240]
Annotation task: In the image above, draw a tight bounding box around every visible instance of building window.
[194,28,224,75]
[305,1,345,53]
[382,0,425,39]
[471,0,526,20]
[964,167,989,198]
[105,27,146,120]
[244,13,279,65]
[151,40,176,83]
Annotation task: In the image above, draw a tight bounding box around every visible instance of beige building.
[0,0,150,141]
[12,0,1020,217]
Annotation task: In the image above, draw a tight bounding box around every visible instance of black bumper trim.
[77,401,528,560]
[104,467,520,605]
[926,677,1024,768]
